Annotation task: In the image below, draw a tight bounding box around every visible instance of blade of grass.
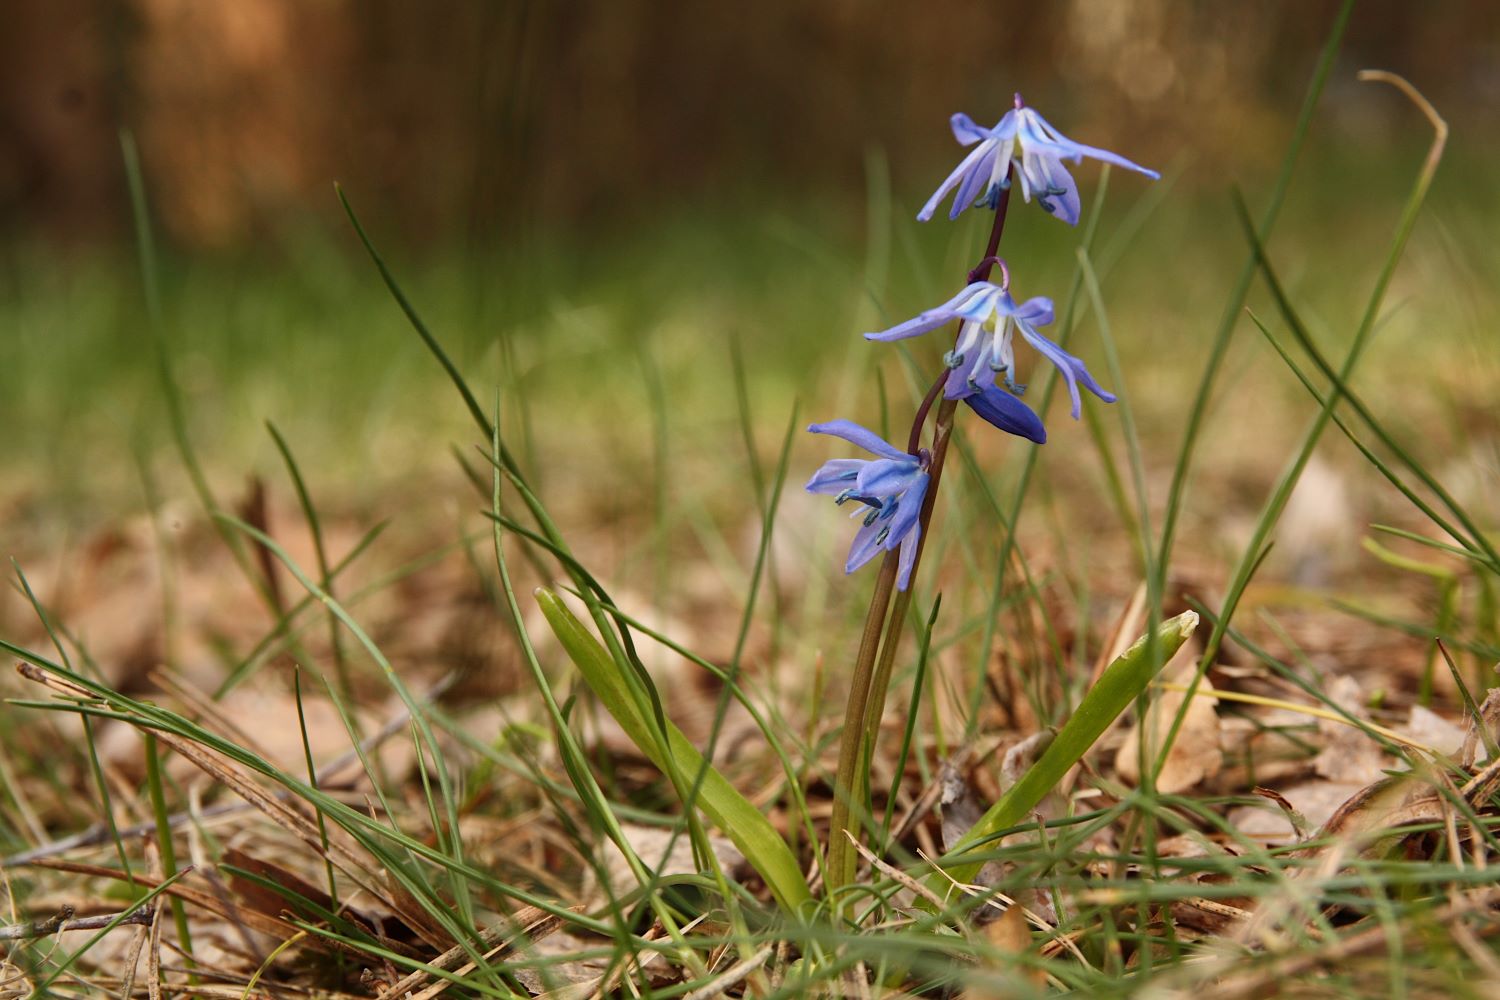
[213,519,388,697]
[143,733,194,969]
[6,644,617,939]
[121,132,280,620]
[1078,247,1157,590]
[1245,307,1487,570]
[485,404,710,974]
[637,342,671,617]
[337,184,495,443]
[1157,69,1449,782]
[1234,199,1497,574]
[1154,0,1354,576]
[268,421,354,705]
[292,668,341,920]
[1371,525,1498,568]
[209,515,483,943]
[1438,638,1499,761]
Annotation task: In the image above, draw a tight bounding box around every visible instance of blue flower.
[866,280,1116,420]
[805,420,931,590]
[918,95,1159,226]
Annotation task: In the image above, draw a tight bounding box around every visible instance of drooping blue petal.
[844,516,886,574]
[917,139,997,222]
[807,420,909,461]
[895,522,922,590]
[1027,153,1082,225]
[865,283,991,342]
[1017,108,1160,179]
[1016,320,1116,419]
[1011,294,1055,326]
[949,112,991,145]
[855,457,923,496]
[951,144,1001,218]
[805,458,865,495]
[883,472,928,551]
[964,385,1047,443]
[1072,360,1117,404]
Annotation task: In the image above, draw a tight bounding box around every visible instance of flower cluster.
[808,95,1154,590]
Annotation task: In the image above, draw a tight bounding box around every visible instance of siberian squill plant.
[531,91,1193,923]
[811,94,1159,893]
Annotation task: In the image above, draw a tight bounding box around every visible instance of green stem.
[859,398,959,803]
[144,734,195,972]
[825,174,1014,899]
[826,551,900,893]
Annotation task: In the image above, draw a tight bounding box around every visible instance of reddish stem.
[907,370,948,456]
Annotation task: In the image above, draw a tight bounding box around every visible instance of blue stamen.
[836,489,882,508]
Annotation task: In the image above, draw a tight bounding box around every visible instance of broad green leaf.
[536,588,812,915]
[932,610,1199,890]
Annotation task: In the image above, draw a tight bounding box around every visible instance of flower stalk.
[826,183,1014,897]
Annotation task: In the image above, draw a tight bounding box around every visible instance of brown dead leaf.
[999,731,1056,793]
[1115,638,1222,794]
[585,823,744,907]
[1313,675,1388,785]
[221,846,335,925]
[961,904,1045,998]
[1404,704,1464,757]
[939,755,1006,894]
[1279,455,1357,586]
[23,860,245,934]
[1171,872,1257,935]
[1302,774,1443,857]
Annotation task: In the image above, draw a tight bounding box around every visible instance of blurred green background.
[3,0,1497,550]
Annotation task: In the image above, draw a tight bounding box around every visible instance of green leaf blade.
[535,588,812,915]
